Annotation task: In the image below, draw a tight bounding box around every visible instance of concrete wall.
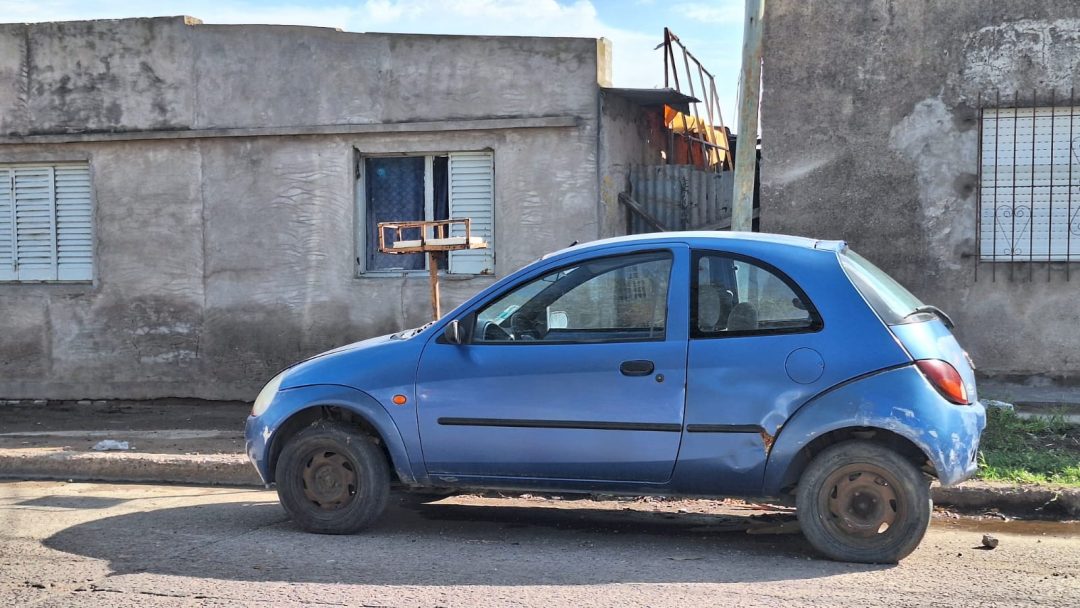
[1,16,601,133]
[0,17,608,400]
[760,1,1080,382]
[597,91,665,237]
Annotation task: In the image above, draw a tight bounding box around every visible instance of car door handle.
[619,360,655,376]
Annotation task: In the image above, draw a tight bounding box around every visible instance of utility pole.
[732,0,764,232]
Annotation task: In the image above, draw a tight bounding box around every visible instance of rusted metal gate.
[622,164,734,234]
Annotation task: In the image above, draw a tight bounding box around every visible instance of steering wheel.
[480,320,514,341]
[510,313,542,341]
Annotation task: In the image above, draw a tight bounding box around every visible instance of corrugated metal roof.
[602,87,700,115]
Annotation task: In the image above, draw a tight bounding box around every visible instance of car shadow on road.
[44,496,892,586]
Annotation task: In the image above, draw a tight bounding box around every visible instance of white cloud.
[676,1,743,25]
[353,0,665,88]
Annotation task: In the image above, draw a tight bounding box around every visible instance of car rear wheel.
[796,440,931,563]
[275,421,390,534]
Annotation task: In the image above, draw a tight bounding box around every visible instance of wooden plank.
[618,192,669,232]
[429,252,441,320]
[376,218,488,254]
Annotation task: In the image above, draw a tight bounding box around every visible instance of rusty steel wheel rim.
[301,450,358,511]
[819,463,901,539]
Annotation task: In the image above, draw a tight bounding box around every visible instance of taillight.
[915,359,969,405]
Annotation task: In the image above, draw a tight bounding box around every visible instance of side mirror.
[547,309,568,329]
[443,316,473,345]
[444,319,465,345]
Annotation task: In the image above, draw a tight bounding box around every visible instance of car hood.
[278,330,426,391]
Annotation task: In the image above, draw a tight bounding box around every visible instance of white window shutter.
[448,151,495,274]
[0,163,92,282]
[980,107,1080,261]
[13,166,57,281]
[54,165,93,281]
[0,168,13,281]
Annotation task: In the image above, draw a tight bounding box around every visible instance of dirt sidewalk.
[0,399,1077,517]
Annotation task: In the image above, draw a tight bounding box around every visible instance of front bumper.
[244,414,272,485]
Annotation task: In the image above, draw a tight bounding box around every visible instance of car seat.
[698,285,735,331]
[726,301,758,331]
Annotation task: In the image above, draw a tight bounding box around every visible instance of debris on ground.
[91,440,131,451]
[747,520,801,535]
[982,534,1000,549]
[982,399,1015,413]
[746,512,801,535]
[749,502,797,512]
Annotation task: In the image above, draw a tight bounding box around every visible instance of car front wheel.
[275,421,390,534]
[796,440,931,563]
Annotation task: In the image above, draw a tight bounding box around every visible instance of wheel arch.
[263,387,417,486]
[762,365,960,497]
[769,426,934,496]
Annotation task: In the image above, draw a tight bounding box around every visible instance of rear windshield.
[839,249,924,325]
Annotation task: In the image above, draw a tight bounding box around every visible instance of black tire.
[275,421,390,534]
[796,440,931,563]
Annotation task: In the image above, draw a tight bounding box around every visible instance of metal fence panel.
[627,165,733,234]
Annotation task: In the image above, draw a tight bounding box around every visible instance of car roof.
[542,231,847,260]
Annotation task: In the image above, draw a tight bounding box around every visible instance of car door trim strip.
[437,417,683,432]
[684,424,765,433]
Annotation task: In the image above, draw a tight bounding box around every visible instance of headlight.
[251,371,287,416]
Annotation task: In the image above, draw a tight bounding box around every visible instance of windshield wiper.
[391,321,436,340]
[905,305,954,329]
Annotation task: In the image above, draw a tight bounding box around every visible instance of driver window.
[473,251,673,343]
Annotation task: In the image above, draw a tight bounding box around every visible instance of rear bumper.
[930,398,985,486]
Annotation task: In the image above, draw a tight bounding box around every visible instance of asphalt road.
[0,481,1077,607]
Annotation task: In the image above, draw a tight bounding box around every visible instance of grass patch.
[977,406,1080,486]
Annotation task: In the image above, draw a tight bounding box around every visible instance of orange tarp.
[664,105,732,169]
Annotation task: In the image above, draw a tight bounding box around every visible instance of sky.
[0,0,746,128]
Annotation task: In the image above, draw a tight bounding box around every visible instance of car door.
[675,250,828,494]
[415,245,690,483]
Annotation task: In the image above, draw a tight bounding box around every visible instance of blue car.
[245,232,985,563]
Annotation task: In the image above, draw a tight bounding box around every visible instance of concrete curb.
[0,449,262,487]
[932,482,1080,518]
[2,449,1078,518]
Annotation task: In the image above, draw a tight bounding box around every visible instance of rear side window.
[692,252,820,338]
[839,250,923,325]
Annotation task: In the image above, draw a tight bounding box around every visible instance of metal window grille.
[978,90,1080,280]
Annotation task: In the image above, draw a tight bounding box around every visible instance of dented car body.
[245,232,986,562]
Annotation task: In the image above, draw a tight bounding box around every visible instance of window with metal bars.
[0,163,93,282]
[979,102,1080,266]
[356,151,495,275]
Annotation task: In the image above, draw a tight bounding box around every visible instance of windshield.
[839,249,924,325]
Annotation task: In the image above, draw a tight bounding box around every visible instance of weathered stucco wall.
[760,1,1080,381]
[0,16,600,134]
[597,91,664,237]
[0,17,606,400]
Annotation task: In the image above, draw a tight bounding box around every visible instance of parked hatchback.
[245,232,985,563]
